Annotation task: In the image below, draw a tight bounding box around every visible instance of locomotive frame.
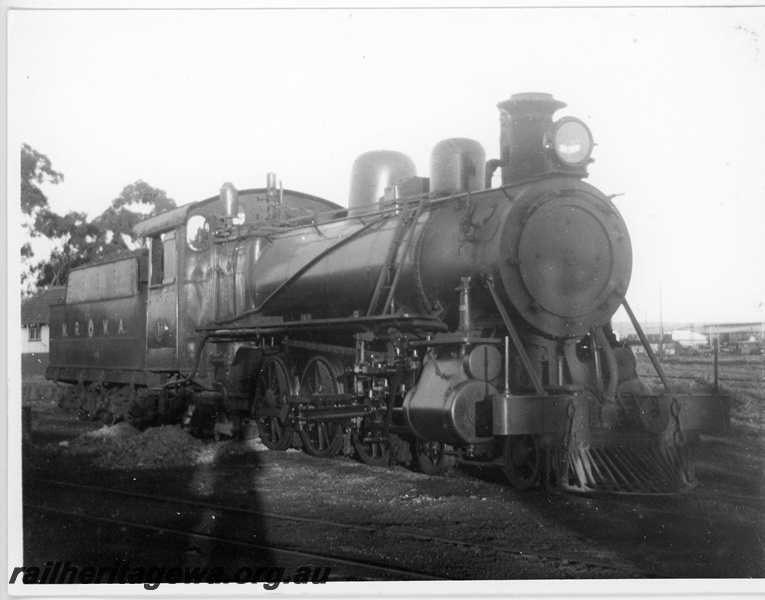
[47,93,729,493]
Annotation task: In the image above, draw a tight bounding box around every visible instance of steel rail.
[23,502,441,582]
[29,477,642,576]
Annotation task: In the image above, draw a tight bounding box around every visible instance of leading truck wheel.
[351,410,391,467]
[299,356,345,458]
[503,434,542,489]
[415,441,456,476]
[352,429,391,466]
[254,355,295,451]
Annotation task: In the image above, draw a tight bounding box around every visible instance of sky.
[7,3,765,326]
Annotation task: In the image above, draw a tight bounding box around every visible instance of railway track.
[23,503,437,582]
[25,477,640,579]
[687,489,765,520]
[24,477,440,582]
[586,489,765,533]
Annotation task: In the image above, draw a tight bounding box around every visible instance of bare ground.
[15,357,765,583]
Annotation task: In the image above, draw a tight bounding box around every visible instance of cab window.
[186,214,211,251]
[150,231,176,286]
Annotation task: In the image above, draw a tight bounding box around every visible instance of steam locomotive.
[47,93,728,493]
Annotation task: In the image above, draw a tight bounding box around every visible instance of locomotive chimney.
[497,92,566,183]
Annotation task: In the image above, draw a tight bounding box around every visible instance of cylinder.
[497,92,566,183]
[402,351,497,445]
[429,138,486,196]
[348,150,416,214]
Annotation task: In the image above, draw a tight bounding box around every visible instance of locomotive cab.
[135,205,188,375]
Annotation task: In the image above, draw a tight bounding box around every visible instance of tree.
[21,143,64,219]
[21,144,177,292]
[32,211,104,288]
[21,144,64,291]
[29,180,177,290]
[92,180,177,254]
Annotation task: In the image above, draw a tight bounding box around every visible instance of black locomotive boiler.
[47,93,728,493]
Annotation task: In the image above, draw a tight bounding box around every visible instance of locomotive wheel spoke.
[299,356,345,458]
[415,441,456,476]
[254,355,295,451]
[270,418,283,439]
[351,425,391,467]
[503,434,542,490]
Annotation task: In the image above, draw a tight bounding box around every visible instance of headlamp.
[551,117,593,166]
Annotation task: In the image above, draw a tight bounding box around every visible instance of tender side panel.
[47,256,148,384]
[66,256,140,303]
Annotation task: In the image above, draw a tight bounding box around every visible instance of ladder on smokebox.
[366,198,426,317]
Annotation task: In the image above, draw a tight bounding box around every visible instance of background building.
[21,286,66,379]
[613,320,763,356]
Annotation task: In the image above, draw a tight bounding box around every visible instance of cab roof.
[132,188,343,238]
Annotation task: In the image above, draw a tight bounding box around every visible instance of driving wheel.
[254,355,295,450]
[299,355,345,458]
